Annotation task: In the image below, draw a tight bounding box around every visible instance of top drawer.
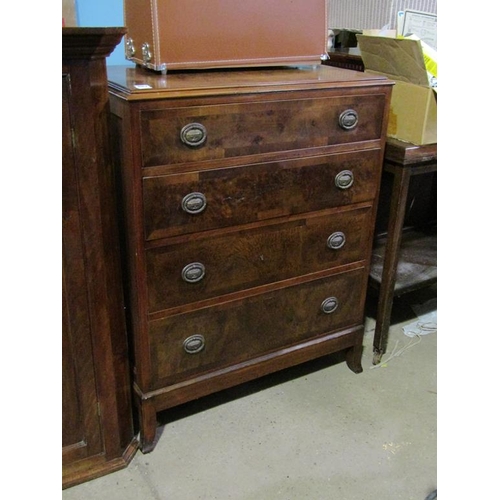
[140,93,387,167]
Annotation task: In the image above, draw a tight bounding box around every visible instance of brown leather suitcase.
[123,0,328,73]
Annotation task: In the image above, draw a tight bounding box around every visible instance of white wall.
[327,0,437,30]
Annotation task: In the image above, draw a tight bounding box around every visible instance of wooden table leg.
[372,166,412,364]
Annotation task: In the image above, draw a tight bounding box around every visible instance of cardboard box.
[356,34,437,145]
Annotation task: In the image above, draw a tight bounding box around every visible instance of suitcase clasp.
[142,42,152,63]
[125,38,135,59]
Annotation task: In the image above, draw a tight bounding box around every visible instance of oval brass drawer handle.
[183,334,205,354]
[321,297,339,314]
[335,170,354,190]
[181,192,207,215]
[339,109,358,130]
[181,262,206,283]
[327,231,346,250]
[180,122,207,147]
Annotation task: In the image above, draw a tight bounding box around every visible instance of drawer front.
[143,149,381,240]
[146,206,373,313]
[140,93,387,167]
[149,268,366,387]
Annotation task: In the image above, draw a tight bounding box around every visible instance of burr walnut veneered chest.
[107,65,392,452]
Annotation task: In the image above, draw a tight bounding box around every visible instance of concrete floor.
[63,289,437,500]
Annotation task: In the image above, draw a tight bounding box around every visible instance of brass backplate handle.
[327,231,346,250]
[339,109,358,130]
[321,297,339,314]
[181,192,207,215]
[181,262,206,283]
[180,123,207,147]
[335,170,354,190]
[183,334,205,354]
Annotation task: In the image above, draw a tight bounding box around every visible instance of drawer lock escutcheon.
[339,109,359,130]
[335,170,354,190]
[181,192,207,215]
[180,123,207,147]
[327,231,346,250]
[183,334,205,354]
[181,262,206,284]
[321,297,339,314]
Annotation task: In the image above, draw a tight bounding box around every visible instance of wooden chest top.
[107,64,392,101]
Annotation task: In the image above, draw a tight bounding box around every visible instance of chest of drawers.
[108,65,392,452]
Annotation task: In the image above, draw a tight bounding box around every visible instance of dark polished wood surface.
[107,63,388,99]
[62,27,138,489]
[109,65,393,452]
[370,230,436,294]
[62,27,127,58]
[322,48,365,72]
[384,138,437,166]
